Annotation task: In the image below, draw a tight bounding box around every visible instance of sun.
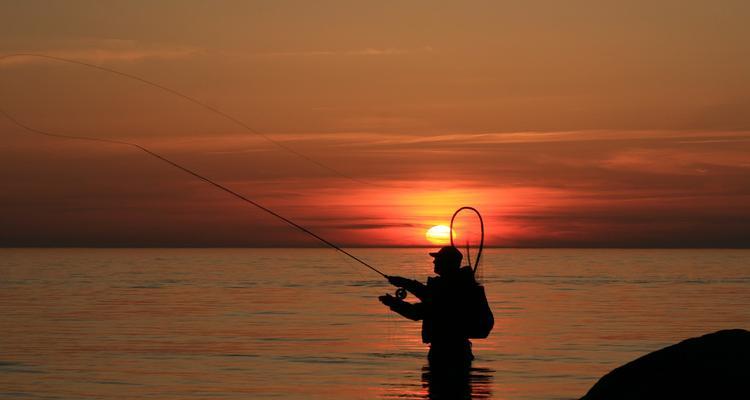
[425,225,454,245]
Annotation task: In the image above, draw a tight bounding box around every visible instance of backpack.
[465,283,494,339]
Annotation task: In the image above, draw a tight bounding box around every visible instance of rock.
[581,329,750,400]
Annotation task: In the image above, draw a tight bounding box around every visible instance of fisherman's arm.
[378,294,424,321]
[386,276,429,300]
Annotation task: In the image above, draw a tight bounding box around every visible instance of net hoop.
[449,206,485,273]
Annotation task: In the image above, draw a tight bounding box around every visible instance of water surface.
[1,248,749,399]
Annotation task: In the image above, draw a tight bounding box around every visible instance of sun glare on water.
[425,225,453,245]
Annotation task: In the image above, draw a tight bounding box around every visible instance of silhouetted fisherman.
[379,246,489,367]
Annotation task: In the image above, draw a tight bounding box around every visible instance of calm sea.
[1,248,749,399]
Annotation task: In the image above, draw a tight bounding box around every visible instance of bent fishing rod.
[0,107,387,279]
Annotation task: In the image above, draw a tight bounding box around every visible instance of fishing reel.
[394,287,407,300]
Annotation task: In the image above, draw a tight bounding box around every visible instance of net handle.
[450,206,485,273]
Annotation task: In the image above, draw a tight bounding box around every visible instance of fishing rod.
[0,53,380,187]
[0,53,387,276]
[0,107,387,278]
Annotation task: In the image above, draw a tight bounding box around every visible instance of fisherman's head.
[430,246,463,276]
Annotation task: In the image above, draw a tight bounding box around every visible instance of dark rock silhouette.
[581,329,750,400]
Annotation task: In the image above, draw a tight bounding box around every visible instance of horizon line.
[2,245,749,250]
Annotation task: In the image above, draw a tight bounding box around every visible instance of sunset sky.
[1,1,749,247]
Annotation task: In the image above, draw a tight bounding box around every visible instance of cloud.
[0,39,201,66]
[329,223,419,230]
[600,145,750,175]
[261,50,336,57]
[258,46,434,58]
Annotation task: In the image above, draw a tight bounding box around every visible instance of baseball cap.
[429,246,463,262]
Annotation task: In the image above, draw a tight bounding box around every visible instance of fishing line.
[0,107,388,278]
[0,53,380,187]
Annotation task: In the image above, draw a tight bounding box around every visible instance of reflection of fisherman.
[379,246,481,366]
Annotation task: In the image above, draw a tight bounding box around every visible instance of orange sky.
[1,1,749,247]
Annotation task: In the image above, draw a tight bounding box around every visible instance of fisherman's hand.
[386,275,411,288]
[378,293,397,307]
